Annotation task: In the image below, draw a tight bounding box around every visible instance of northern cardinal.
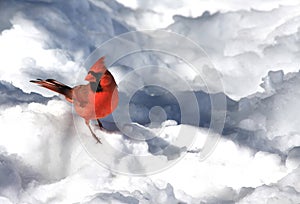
[30,56,118,143]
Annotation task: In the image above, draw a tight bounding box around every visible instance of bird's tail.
[30,79,73,102]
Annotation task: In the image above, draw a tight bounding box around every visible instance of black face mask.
[88,71,103,92]
[90,81,103,92]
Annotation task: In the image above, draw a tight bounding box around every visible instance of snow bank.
[225,70,300,155]
[0,0,130,95]
[115,0,300,29]
[1,0,300,203]
[168,5,300,99]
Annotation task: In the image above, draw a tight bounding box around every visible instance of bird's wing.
[73,85,90,107]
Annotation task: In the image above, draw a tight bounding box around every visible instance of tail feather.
[30,79,73,102]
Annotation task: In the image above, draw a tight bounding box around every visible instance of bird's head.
[85,56,107,82]
[85,56,117,93]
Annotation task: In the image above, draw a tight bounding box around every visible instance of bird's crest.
[89,56,107,73]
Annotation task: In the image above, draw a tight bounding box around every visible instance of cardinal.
[30,56,118,143]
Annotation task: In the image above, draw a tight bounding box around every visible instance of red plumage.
[30,56,118,143]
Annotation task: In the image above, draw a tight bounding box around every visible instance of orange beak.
[85,73,96,82]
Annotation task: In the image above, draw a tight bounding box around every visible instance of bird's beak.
[85,73,96,82]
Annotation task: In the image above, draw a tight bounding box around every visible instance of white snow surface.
[0,0,300,203]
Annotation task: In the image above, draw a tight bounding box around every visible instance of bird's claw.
[92,133,102,144]
[86,120,102,144]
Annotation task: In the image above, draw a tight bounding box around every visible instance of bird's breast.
[94,90,118,118]
[73,85,118,120]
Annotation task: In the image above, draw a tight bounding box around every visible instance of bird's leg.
[97,119,104,129]
[85,120,102,144]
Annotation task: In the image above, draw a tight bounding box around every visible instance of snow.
[1,0,300,203]
[167,5,300,99]
[286,147,300,170]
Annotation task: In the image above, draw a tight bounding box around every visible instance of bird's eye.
[88,71,102,79]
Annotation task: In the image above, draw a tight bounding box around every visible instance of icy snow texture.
[167,7,300,99]
[1,0,300,203]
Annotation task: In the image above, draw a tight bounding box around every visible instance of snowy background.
[1,0,300,203]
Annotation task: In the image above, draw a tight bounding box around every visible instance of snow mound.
[1,0,300,203]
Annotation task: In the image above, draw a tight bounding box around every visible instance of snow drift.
[1,0,300,203]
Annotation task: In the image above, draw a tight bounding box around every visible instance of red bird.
[30,56,118,143]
